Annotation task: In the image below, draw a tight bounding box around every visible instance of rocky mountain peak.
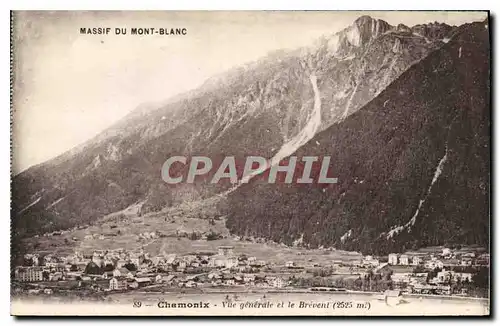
[348,15,392,46]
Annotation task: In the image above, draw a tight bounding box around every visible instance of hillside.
[225,20,490,255]
[11,16,455,247]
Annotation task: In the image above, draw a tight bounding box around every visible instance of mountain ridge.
[224,20,490,254]
[12,17,477,258]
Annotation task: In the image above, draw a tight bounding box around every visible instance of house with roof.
[454,272,473,282]
[433,269,453,284]
[109,277,128,291]
[388,254,398,265]
[411,256,422,265]
[116,259,127,268]
[112,267,129,278]
[391,272,411,284]
[135,277,152,287]
[15,266,44,282]
[209,256,238,269]
[185,280,197,288]
[266,276,286,288]
[222,274,235,286]
[460,257,473,266]
[425,258,444,270]
[442,248,452,257]
[243,274,256,285]
[127,280,139,289]
[218,246,234,256]
[442,258,460,267]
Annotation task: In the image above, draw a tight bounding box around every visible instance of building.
[399,255,409,265]
[249,260,266,268]
[128,281,139,289]
[434,269,453,284]
[116,260,127,268]
[461,257,473,266]
[388,254,398,265]
[177,260,187,270]
[135,277,152,287]
[391,273,411,284]
[454,272,473,282]
[425,260,444,270]
[218,246,234,256]
[113,267,130,278]
[243,274,256,284]
[442,248,452,257]
[210,256,238,269]
[109,277,128,290]
[412,256,422,266]
[15,267,44,282]
[223,276,235,286]
[409,273,428,285]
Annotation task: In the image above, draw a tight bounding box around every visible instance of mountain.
[12,16,457,245]
[225,20,490,254]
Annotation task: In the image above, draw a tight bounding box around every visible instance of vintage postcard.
[10,11,490,316]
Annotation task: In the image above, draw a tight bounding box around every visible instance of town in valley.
[13,238,489,300]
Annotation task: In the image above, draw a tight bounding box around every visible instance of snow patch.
[380,56,399,92]
[341,61,367,119]
[442,38,451,44]
[106,143,121,161]
[268,74,322,167]
[334,90,348,100]
[91,155,101,169]
[340,54,356,61]
[374,19,380,37]
[327,34,340,54]
[458,47,462,58]
[46,197,65,210]
[293,234,304,247]
[346,26,361,47]
[392,38,401,53]
[234,74,322,186]
[413,32,431,44]
[341,229,353,243]
[385,145,449,238]
[19,197,41,214]
[386,225,404,239]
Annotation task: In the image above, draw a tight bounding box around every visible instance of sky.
[11,11,488,173]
